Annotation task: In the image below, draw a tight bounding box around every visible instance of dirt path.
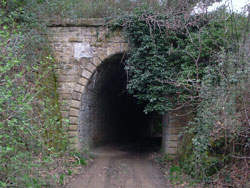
[67,145,168,188]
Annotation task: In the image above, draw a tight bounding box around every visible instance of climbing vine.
[0,0,249,187]
[117,5,250,186]
[120,8,226,114]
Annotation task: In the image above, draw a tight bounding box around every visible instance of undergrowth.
[0,0,249,187]
[116,3,250,187]
[0,1,71,187]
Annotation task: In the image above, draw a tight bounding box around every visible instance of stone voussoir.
[85,62,96,72]
[78,77,88,86]
[69,108,79,117]
[69,116,78,125]
[68,131,77,138]
[92,56,101,67]
[72,91,82,101]
[97,52,108,62]
[68,124,78,131]
[81,69,92,79]
[70,100,81,109]
[74,84,85,93]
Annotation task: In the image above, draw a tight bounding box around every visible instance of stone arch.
[68,45,128,149]
[75,52,159,150]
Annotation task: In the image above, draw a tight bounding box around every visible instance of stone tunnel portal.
[79,54,162,151]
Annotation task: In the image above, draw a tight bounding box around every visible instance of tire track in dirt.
[67,146,167,188]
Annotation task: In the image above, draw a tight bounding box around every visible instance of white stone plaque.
[74,43,93,60]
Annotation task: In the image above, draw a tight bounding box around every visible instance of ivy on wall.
[117,7,250,185]
[120,8,226,114]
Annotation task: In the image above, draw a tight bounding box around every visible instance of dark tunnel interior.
[79,54,162,152]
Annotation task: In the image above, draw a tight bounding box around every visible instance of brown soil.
[66,144,168,188]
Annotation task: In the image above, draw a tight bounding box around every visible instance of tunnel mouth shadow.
[79,53,162,155]
[118,137,162,154]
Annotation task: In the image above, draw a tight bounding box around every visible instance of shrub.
[0,1,68,187]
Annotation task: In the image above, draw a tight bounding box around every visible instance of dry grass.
[39,0,164,19]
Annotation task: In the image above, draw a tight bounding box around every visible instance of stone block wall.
[48,18,128,149]
[162,108,191,156]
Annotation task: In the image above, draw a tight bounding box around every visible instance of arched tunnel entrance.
[79,54,162,152]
